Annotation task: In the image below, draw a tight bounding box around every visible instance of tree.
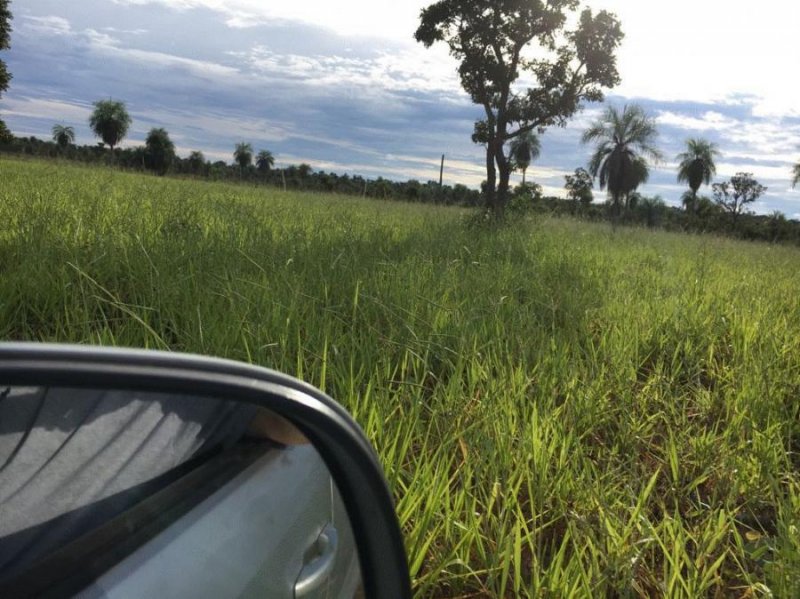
[712,172,767,227]
[298,163,312,178]
[89,99,132,150]
[582,104,662,215]
[634,194,666,228]
[51,124,75,148]
[187,150,206,174]
[676,138,720,212]
[415,0,623,218]
[233,142,253,171]
[144,127,175,175]
[509,132,540,185]
[0,0,12,140]
[564,167,594,206]
[792,162,800,188]
[255,150,275,172]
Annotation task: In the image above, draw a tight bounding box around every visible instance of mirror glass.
[0,385,362,599]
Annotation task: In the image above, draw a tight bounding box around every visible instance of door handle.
[294,524,338,598]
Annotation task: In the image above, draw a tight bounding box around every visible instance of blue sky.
[2,0,800,216]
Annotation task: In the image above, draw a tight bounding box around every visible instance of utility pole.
[439,154,445,187]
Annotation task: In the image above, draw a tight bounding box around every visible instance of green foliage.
[564,167,594,206]
[0,118,10,143]
[508,181,543,214]
[712,172,767,224]
[0,0,9,51]
[144,127,175,175]
[0,0,12,103]
[792,162,800,188]
[255,149,275,172]
[415,0,624,216]
[186,150,206,175]
[508,133,540,185]
[3,158,800,597]
[583,104,663,212]
[51,124,75,148]
[677,138,720,212]
[233,142,253,170]
[0,134,484,206]
[89,99,132,150]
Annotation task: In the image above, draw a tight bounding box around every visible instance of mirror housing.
[0,343,411,599]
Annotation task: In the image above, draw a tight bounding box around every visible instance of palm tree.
[792,162,800,188]
[89,99,132,150]
[51,124,75,148]
[233,142,253,172]
[255,150,275,172]
[676,138,720,212]
[582,104,663,214]
[508,132,540,185]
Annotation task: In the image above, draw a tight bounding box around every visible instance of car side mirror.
[0,343,411,599]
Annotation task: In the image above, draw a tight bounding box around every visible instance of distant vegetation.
[3,129,799,246]
[0,133,484,206]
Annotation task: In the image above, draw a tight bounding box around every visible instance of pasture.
[2,158,799,597]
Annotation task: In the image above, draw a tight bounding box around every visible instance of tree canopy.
[0,0,12,141]
[187,150,206,174]
[792,162,800,188]
[712,172,767,224]
[0,0,10,95]
[256,150,275,172]
[676,138,720,212]
[89,99,132,150]
[564,167,593,205]
[51,124,75,148]
[582,104,662,213]
[144,127,175,175]
[416,0,623,217]
[509,132,540,185]
[234,142,253,170]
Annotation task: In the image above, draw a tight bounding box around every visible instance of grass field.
[3,157,799,597]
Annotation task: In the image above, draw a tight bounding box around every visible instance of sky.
[2,0,800,216]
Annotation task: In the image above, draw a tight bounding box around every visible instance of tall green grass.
[2,157,799,597]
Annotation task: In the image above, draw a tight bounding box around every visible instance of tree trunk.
[491,139,512,219]
[611,191,621,229]
[522,168,526,186]
[484,143,497,215]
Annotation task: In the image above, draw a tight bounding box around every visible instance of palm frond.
[581,103,661,201]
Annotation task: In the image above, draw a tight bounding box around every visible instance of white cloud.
[233,45,460,96]
[22,15,72,35]
[714,161,793,182]
[656,111,738,133]
[1,97,93,122]
[20,15,240,79]
[109,0,800,120]
[591,1,800,117]
[110,0,427,39]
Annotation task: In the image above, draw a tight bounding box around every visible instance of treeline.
[0,134,482,206]
[4,133,800,246]
[507,184,800,246]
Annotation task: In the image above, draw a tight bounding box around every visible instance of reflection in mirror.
[0,386,361,598]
